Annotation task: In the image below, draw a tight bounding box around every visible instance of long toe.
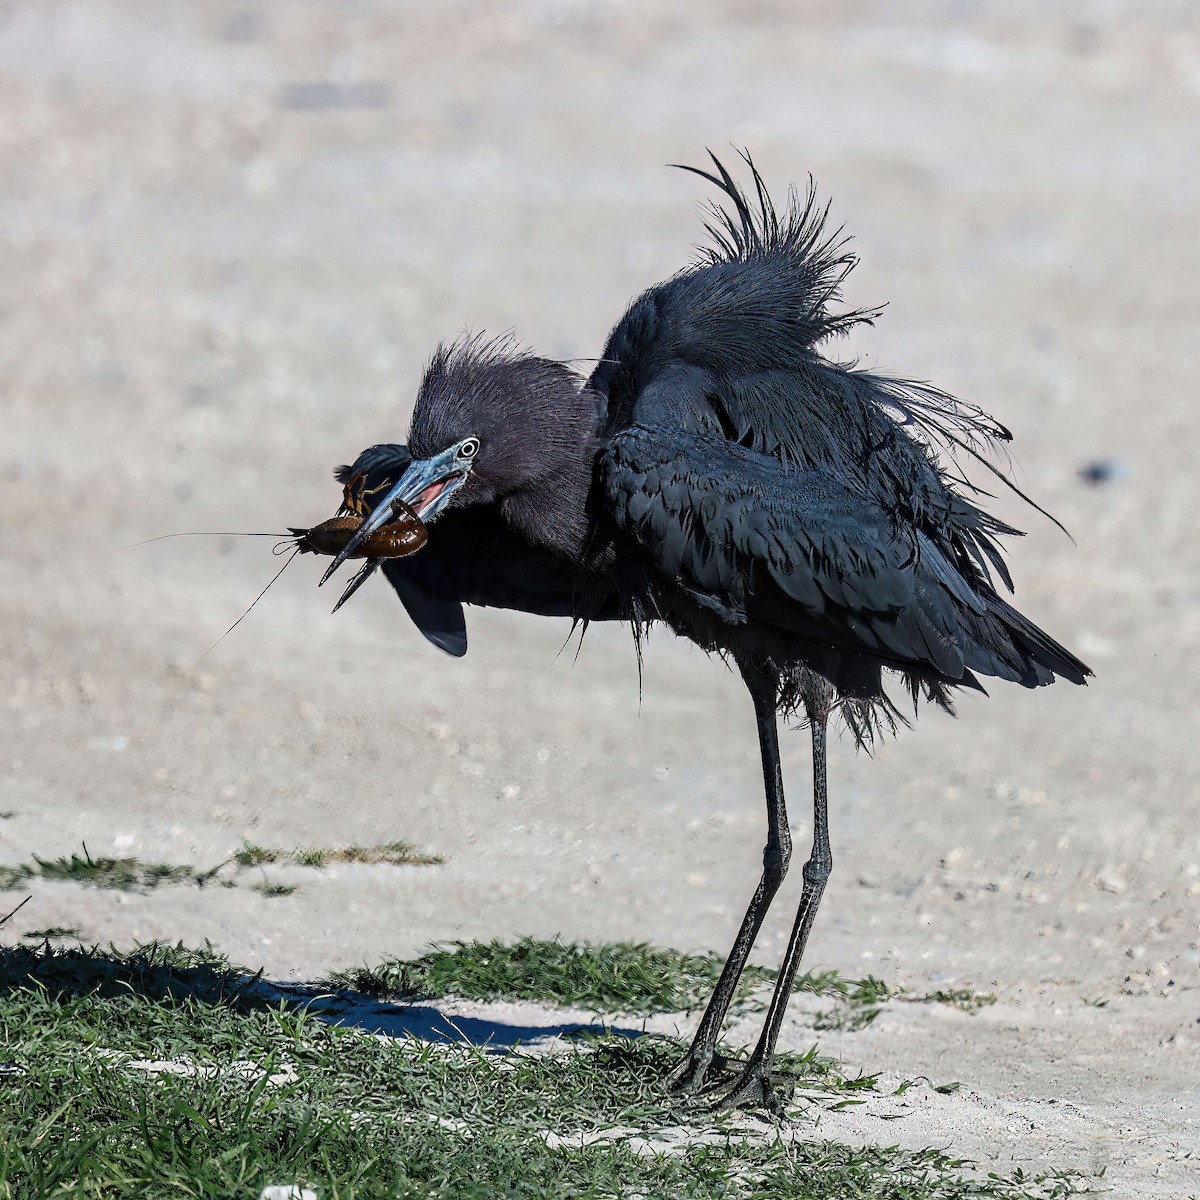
[703,1061,789,1115]
[663,1047,732,1097]
[663,1051,710,1097]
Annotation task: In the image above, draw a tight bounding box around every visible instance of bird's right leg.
[665,664,791,1096]
[705,710,831,1112]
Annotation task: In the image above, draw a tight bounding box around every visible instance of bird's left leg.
[707,710,832,1112]
[665,663,791,1097]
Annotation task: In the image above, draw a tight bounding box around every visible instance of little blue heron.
[321,153,1090,1109]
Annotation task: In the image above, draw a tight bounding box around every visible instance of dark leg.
[665,664,791,1095]
[709,711,832,1110]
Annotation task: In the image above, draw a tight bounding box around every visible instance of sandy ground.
[0,1,1197,1194]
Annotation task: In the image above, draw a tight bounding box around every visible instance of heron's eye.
[459,437,480,460]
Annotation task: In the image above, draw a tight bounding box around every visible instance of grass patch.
[1,839,444,897]
[237,840,445,870]
[0,942,1079,1200]
[0,847,196,892]
[808,974,893,1032]
[326,939,997,1029]
[330,938,738,1012]
[233,842,284,868]
[804,975,995,1033]
[33,850,194,890]
[0,865,33,890]
[256,882,297,898]
[322,841,445,866]
[919,987,997,1014]
[0,941,260,1008]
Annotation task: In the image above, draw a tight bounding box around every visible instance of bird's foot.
[702,1059,789,1116]
[663,1046,733,1097]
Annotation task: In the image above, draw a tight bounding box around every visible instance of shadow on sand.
[0,942,649,1051]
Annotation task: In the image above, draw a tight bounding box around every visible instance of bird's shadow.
[260,980,648,1049]
[0,942,648,1052]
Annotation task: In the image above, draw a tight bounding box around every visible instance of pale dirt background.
[0,1,1197,1194]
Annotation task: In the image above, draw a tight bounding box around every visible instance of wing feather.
[604,426,973,670]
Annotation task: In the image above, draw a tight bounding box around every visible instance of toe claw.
[703,1061,789,1115]
[665,1048,747,1100]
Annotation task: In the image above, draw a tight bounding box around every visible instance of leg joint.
[763,835,792,879]
[802,851,831,887]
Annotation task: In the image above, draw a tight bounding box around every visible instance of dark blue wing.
[381,563,468,657]
[604,426,1087,686]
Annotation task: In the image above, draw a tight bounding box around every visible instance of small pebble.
[1078,457,1129,486]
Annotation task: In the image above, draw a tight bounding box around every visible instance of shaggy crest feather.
[667,150,1066,544]
[675,149,877,342]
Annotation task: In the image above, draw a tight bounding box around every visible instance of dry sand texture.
[1,2,1197,1194]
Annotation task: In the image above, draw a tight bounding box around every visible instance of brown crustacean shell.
[289,499,427,560]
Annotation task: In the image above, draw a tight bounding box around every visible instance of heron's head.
[324,337,599,576]
[405,337,594,514]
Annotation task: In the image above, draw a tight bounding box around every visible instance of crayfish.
[136,469,428,660]
[289,471,427,561]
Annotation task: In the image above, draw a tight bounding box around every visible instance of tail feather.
[959,594,1091,688]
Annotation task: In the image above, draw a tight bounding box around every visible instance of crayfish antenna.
[125,532,288,549]
[196,547,300,666]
